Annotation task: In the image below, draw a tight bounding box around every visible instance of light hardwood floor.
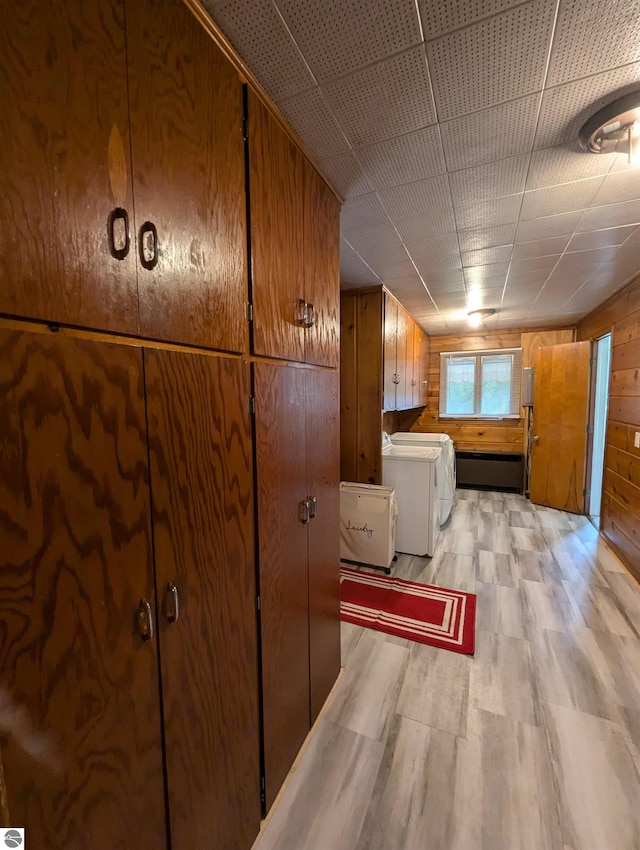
[252,489,640,850]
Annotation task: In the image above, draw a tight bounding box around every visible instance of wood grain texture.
[0,330,165,849]
[249,92,305,363]
[383,295,398,413]
[340,295,358,482]
[306,369,341,723]
[144,350,260,850]
[253,361,310,810]
[529,341,591,514]
[395,306,411,410]
[0,1,139,334]
[415,329,527,453]
[356,292,384,484]
[413,326,429,407]
[304,164,341,368]
[578,276,640,577]
[129,0,247,351]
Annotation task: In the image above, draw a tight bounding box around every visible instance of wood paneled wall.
[412,327,574,453]
[577,275,640,581]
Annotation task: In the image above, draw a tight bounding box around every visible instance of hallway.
[252,490,640,850]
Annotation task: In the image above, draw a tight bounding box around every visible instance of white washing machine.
[381,442,441,557]
[389,432,455,525]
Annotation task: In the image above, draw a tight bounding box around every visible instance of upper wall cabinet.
[247,91,340,367]
[0,0,247,351]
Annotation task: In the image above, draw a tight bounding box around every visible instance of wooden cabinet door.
[0,331,166,849]
[304,164,341,368]
[0,1,139,335]
[254,361,310,811]
[144,350,260,850]
[383,295,398,412]
[396,307,411,410]
[128,0,247,351]
[413,325,429,407]
[249,93,305,363]
[306,368,341,722]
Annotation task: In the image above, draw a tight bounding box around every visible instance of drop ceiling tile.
[418,0,527,40]
[458,224,517,252]
[462,245,513,266]
[395,207,458,241]
[526,144,615,190]
[591,171,640,207]
[567,225,637,252]
[278,89,349,160]
[203,0,315,100]
[340,243,381,286]
[455,194,523,230]
[344,221,401,250]
[512,236,570,259]
[383,264,422,283]
[366,248,415,279]
[317,151,374,198]
[520,176,604,220]
[464,262,510,283]
[449,154,530,206]
[427,0,555,120]
[402,233,462,261]
[534,64,640,149]
[341,193,390,232]
[577,199,640,232]
[553,246,617,275]
[355,125,447,190]
[276,0,422,81]
[509,254,560,273]
[506,269,552,289]
[432,292,469,308]
[422,274,467,294]
[546,0,640,86]
[441,94,541,171]
[323,46,436,148]
[515,211,583,241]
[378,174,452,220]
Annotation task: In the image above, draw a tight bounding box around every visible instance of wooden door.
[304,163,341,368]
[128,0,247,351]
[144,350,260,850]
[249,93,305,363]
[306,369,341,723]
[0,1,139,335]
[413,325,429,407]
[253,361,310,811]
[530,341,591,513]
[383,295,398,412]
[0,330,165,849]
[395,308,412,409]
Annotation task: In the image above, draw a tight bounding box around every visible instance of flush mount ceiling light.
[467,308,496,327]
[578,90,640,164]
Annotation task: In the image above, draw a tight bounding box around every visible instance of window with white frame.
[439,348,522,418]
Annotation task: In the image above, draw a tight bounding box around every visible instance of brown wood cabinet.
[341,287,430,483]
[0,329,261,850]
[253,361,340,811]
[248,92,340,368]
[0,0,247,351]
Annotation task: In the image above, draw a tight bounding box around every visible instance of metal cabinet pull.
[139,221,159,270]
[393,373,400,385]
[303,302,316,328]
[296,298,308,325]
[164,583,180,623]
[299,499,311,524]
[136,599,154,641]
[309,496,318,519]
[107,207,130,260]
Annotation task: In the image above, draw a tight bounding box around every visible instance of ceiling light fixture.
[578,90,640,164]
[467,308,496,327]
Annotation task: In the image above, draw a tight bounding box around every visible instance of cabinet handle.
[303,302,316,328]
[107,207,130,260]
[136,599,154,642]
[164,582,180,624]
[393,373,400,385]
[299,499,311,524]
[309,496,318,519]
[139,221,159,270]
[296,298,307,325]
[411,378,416,387]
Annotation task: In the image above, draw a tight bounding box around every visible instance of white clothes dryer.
[389,432,455,526]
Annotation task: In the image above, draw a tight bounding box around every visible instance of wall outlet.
[635,431,640,449]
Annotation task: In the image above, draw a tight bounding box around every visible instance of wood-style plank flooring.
[252,489,640,850]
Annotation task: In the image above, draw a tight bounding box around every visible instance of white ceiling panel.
[323,46,436,148]
[427,0,555,120]
[202,0,640,334]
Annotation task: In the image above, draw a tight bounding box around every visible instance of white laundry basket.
[339,482,398,573]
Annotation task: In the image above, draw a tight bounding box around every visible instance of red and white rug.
[340,566,476,655]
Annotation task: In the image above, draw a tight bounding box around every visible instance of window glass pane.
[480,355,512,415]
[446,356,475,414]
